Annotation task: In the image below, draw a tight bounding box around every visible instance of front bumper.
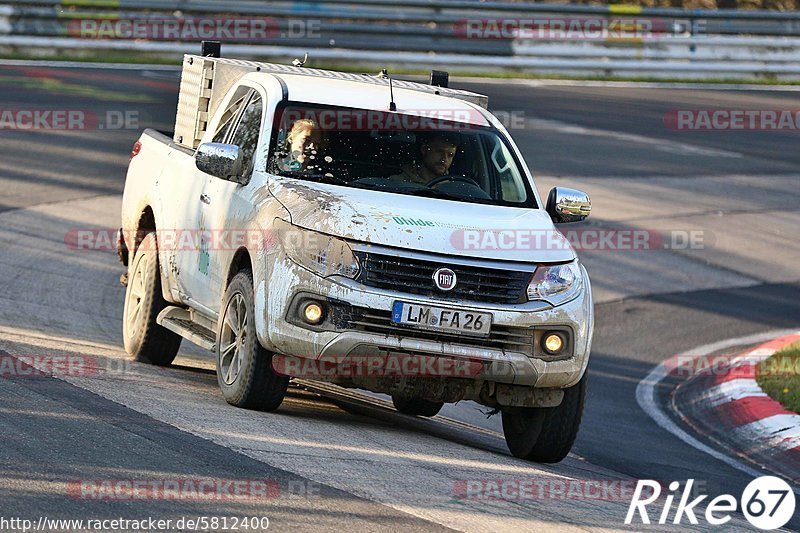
[262,252,593,390]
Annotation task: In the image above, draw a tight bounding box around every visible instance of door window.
[212,86,251,144]
[229,93,263,178]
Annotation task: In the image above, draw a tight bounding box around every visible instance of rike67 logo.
[626,476,795,530]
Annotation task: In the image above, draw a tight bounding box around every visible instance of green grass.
[757,342,800,413]
[2,50,800,85]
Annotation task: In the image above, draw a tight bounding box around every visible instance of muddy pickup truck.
[118,48,594,463]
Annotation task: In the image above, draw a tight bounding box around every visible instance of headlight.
[275,219,360,279]
[527,261,582,305]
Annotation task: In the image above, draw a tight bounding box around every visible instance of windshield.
[267,103,538,208]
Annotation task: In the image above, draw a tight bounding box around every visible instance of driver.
[388,134,458,185]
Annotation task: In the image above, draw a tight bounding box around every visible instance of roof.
[200,55,488,107]
[175,54,493,149]
[265,72,492,128]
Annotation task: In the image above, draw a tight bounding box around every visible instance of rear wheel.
[392,395,444,417]
[122,232,181,366]
[502,373,587,463]
[216,270,289,411]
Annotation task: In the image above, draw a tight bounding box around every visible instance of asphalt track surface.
[0,63,798,531]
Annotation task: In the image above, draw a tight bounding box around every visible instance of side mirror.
[195,143,243,182]
[546,187,591,223]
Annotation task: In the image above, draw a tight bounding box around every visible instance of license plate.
[391,301,492,337]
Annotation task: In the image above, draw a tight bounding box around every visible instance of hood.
[268,178,576,264]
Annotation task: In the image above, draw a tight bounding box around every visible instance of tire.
[216,270,289,411]
[392,395,444,417]
[501,373,587,463]
[122,232,182,366]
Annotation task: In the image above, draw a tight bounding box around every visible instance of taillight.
[130,140,142,161]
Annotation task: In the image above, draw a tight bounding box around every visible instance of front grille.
[347,308,534,354]
[354,251,532,304]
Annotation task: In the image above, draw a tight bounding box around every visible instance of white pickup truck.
[118,49,594,463]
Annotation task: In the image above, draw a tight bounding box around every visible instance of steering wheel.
[426,175,481,188]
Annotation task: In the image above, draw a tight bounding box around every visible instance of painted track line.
[636,328,800,494]
[670,333,800,485]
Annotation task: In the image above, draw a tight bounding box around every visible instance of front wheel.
[501,373,587,463]
[392,395,444,417]
[216,270,289,412]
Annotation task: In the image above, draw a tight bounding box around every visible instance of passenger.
[282,118,327,172]
[389,134,458,185]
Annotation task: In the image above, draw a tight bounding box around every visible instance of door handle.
[200,194,211,205]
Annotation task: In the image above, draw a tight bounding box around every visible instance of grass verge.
[757,341,800,413]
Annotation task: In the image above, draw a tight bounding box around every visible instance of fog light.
[542,332,565,355]
[302,301,325,325]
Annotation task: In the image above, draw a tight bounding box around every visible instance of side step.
[157,306,217,351]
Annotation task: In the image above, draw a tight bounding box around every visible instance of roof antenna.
[292,53,308,67]
[388,74,397,112]
[375,69,396,111]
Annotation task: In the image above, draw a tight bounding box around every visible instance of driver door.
[175,86,252,312]
[194,88,264,311]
